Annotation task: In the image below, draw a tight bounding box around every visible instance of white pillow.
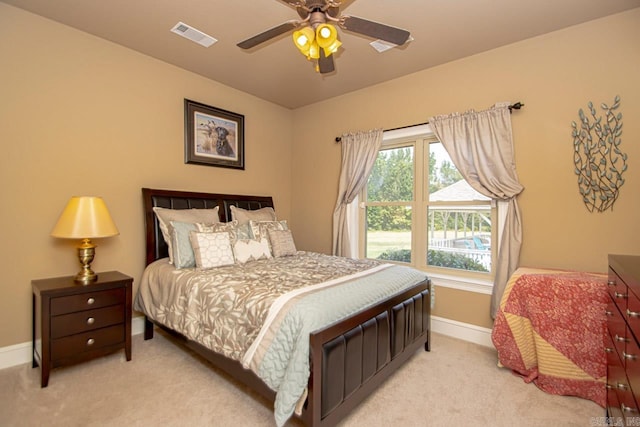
[233,238,272,264]
[153,206,220,263]
[189,231,235,269]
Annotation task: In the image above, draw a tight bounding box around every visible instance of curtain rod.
[335,102,524,142]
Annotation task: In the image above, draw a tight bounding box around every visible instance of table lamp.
[51,196,119,284]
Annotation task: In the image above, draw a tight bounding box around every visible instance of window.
[361,127,495,278]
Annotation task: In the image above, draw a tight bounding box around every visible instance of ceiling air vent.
[170,22,217,47]
[370,36,414,53]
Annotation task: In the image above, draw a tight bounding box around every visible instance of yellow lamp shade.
[315,23,338,48]
[293,27,315,52]
[323,38,342,56]
[51,196,119,239]
[308,40,320,59]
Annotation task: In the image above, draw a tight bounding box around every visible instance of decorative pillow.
[189,231,235,269]
[249,220,288,242]
[230,205,276,226]
[196,220,239,244]
[236,222,253,240]
[170,221,198,268]
[233,238,272,264]
[153,206,220,263]
[268,229,297,257]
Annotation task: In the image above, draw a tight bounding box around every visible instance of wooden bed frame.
[140,187,431,426]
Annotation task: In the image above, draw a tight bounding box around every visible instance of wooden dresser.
[32,271,132,387]
[606,254,640,425]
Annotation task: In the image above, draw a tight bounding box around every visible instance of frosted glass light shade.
[51,196,119,239]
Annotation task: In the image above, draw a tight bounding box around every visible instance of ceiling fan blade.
[318,50,335,74]
[237,21,300,49]
[340,16,411,46]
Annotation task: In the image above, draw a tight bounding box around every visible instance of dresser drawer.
[627,287,640,343]
[609,298,629,358]
[51,288,125,316]
[51,324,124,361]
[51,305,124,339]
[609,267,629,312]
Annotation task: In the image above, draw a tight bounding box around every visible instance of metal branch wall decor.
[571,95,626,213]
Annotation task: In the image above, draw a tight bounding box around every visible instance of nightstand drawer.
[51,325,124,361]
[51,305,124,339]
[51,288,124,316]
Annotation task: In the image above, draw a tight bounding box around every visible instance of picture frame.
[184,99,245,169]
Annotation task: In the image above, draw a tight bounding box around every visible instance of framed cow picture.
[184,99,245,170]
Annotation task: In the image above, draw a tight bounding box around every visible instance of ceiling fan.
[237,0,411,74]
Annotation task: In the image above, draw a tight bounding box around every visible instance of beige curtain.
[428,103,524,318]
[332,129,383,257]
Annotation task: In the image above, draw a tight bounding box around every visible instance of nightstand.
[32,271,132,387]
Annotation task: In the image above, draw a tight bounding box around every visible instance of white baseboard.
[0,341,33,370]
[0,315,492,370]
[431,315,494,348]
[0,316,146,370]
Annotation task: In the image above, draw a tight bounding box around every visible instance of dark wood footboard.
[305,280,431,426]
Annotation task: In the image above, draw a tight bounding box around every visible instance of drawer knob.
[605,347,614,353]
[605,310,614,317]
[87,297,95,305]
[617,382,629,391]
[623,352,637,361]
[86,317,95,325]
[615,334,630,343]
[627,309,640,318]
[615,292,628,299]
[608,280,617,286]
[622,403,638,413]
[86,338,95,346]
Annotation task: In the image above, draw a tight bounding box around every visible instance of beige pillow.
[249,220,288,241]
[153,206,220,263]
[268,229,297,257]
[230,205,276,226]
[196,220,238,244]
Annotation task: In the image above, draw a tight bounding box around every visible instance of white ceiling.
[3,0,639,109]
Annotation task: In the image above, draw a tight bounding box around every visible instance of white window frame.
[358,125,497,293]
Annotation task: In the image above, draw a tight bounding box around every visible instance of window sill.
[426,271,493,295]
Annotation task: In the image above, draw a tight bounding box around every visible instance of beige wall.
[291,9,640,328]
[1,4,639,348]
[0,4,294,347]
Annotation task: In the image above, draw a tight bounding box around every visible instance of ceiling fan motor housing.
[309,10,327,28]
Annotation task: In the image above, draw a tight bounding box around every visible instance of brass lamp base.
[75,238,98,285]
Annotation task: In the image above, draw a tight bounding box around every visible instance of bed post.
[144,316,154,340]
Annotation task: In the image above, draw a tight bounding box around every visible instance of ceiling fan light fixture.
[293,27,315,52]
[298,41,320,60]
[308,41,320,59]
[322,38,341,56]
[315,23,338,49]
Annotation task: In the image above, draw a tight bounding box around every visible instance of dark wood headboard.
[142,188,274,266]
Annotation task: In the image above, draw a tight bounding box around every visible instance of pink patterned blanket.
[491,267,608,406]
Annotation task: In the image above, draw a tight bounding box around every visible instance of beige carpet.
[0,331,603,426]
